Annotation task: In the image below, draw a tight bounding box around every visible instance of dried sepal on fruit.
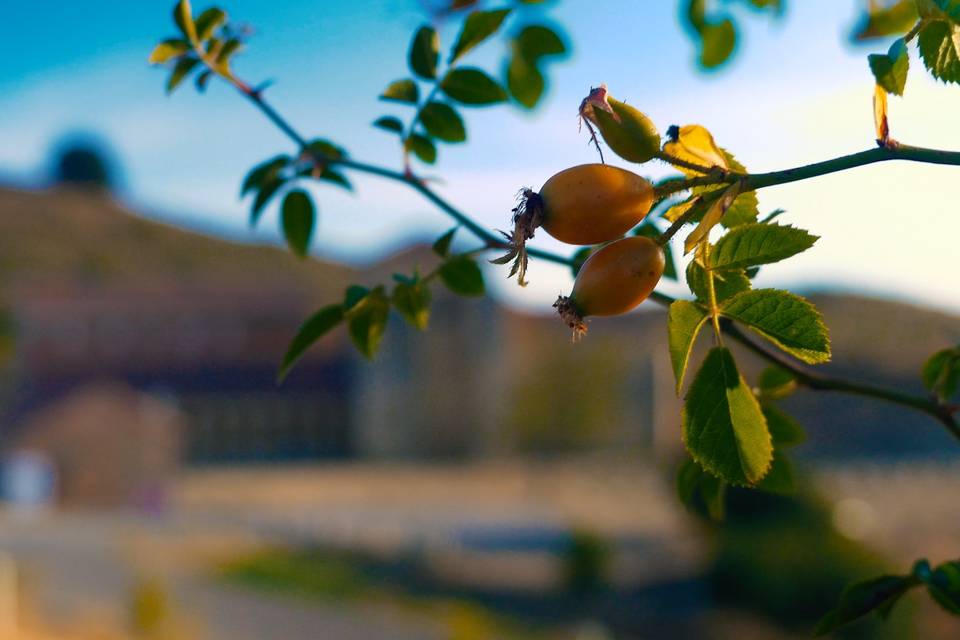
[578,84,661,164]
[555,235,665,340]
[493,164,655,286]
[490,188,541,287]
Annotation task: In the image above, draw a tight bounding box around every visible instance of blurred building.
[0,185,956,506]
[9,383,181,508]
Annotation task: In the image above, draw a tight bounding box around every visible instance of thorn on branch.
[581,118,605,164]
[250,80,274,98]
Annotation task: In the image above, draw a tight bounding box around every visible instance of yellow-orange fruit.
[538,164,654,245]
[555,236,665,339]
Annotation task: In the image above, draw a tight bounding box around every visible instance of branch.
[719,319,960,441]
[654,150,725,176]
[745,144,960,189]
[655,144,960,198]
[206,67,960,441]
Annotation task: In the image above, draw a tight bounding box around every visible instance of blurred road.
[0,512,442,640]
[3,460,959,638]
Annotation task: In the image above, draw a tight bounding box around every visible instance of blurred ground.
[1,459,958,639]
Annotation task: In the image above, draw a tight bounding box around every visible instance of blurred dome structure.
[48,133,120,192]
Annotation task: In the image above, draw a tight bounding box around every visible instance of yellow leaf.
[664,124,729,174]
[684,182,742,254]
[664,197,697,223]
[873,83,889,144]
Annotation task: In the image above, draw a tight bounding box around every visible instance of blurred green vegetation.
[507,343,629,453]
[707,488,915,638]
[221,549,371,600]
[130,577,170,635]
[562,528,611,596]
[220,548,544,640]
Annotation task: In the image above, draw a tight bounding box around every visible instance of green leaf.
[746,0,783,10]
[204,36,223,58]
[515,24,566,61]
[450,9,511,63]
[194,7,226,41]
[149,39,190,64]
[380,79,419,103]
[921,347,960,400]
[762,405,806,447]
[759,208,787,224]
[686,260,750,303]
[941,0,960,22]
[722,289,831,364]
[633,223,677,280]
[344,285,370,311]
[393,281,432,330]
[409,26,440,80]
[755,451,796,494]
[676,458,701,505]
[441,68,508,105]
[439,256,485,296]
[708,223,819,270]
[919,19,960,83]
[869,38,910,95]
[699,19,736,69]
[241,155,290,197]
[217,37,242,65]
[280,189,315,258]
[432,227,457,257]
[506,54,544,109]
[313,167,351,191]
[173,0,197,43]
[720,191,759,228]
[305,138,346,160]
[249,178,284,226]
[348,290,390,359]
[166,56,199,94]
[852,0,918,41]
[405,134,437,164]
[918,0,960,22]
[667,300,709,395]
[757,366,798,400]
[676,458,726,521]
[373,116,404,134]
[278,304,344,382]
[682,346,773,486]
[699,472,727,522]
[419,102,466,142]
[927,561,960,614]
[815,575,918,636]
[195,69,213,92]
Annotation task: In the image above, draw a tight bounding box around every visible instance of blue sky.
[2,1,959,315]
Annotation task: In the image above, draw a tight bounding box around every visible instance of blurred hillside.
[0,184,955,487]
[0,186,957,640]
[0,186,352,295]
